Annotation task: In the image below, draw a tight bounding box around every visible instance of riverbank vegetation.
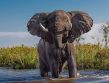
[76,44,109,70]
[0,44,109,70]
[0,45,38,69]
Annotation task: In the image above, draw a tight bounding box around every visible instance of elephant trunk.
[55,35,63,49]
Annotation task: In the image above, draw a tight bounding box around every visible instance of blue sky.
[0,0,109,47]
[0,0,109,32]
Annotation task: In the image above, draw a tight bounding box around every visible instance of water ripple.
[0,68,109,83]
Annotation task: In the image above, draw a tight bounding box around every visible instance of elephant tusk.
[40,23,48,32]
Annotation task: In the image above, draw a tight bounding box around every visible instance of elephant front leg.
[39,58,48,77]
[66,44,77,78]
[50,59,59,78]
[67,55,77,78]
[40,64,48,77]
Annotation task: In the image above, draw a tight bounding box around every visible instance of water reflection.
[46,78,75,83]
[13,78,75,83]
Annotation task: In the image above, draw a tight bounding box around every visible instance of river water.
[0,68,109,83]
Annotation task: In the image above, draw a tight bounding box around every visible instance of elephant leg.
[66,44,77,78]
[39,60,48,77]
[67,55,77,78]
[59,60,66,73]
[59,63,63,73]
[51,59,59,78]
[38,40,49,77]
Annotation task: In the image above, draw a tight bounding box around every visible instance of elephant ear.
[27,13,53,43]
[68,11,93,41]
[27,13,48,36]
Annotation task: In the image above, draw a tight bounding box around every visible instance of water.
[0,68,109,83]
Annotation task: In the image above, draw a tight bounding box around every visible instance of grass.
[0,44,109,70]
[76,44,109,70]
[0,45,39,69]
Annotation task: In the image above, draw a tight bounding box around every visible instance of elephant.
[27,10,93,78]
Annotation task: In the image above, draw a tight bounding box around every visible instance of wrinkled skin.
[27,10,93,78]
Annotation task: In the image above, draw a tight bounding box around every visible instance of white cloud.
[0,32,40,47]
[0,32,32,38]
[78,23,109,46]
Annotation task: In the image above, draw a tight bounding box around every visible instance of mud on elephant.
[27,10,93,78]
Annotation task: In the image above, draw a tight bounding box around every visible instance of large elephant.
[27,10,93,78]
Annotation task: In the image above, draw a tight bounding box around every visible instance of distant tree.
[102,22,109,48]
[101,22,109,56]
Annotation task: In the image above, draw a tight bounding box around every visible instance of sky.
[0,0,109,32]
[0,0,109,47]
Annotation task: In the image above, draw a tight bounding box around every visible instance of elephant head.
[27,10,93,48]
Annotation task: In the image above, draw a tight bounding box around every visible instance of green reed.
[0,44,109,70]
[76,44,109,70]
[0,45,39,69]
